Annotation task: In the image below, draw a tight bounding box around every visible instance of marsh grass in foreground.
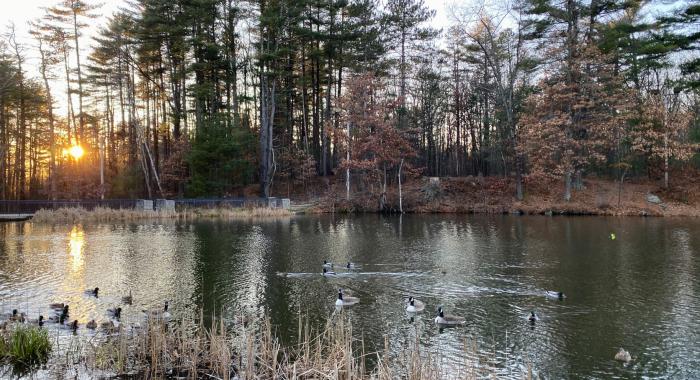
[0,324,52,376]
[31,206,291,223]
[3,312,534,379]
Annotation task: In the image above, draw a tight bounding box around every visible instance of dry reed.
[21,311,534,380]
[31,206,291,223]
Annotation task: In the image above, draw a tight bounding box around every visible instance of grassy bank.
[1,314,533,379]
[30,206,292,223]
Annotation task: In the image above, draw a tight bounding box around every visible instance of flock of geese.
[1,287,171,333]
[321,260,634,363]
[321,261,567,327]
[2,262,634,365]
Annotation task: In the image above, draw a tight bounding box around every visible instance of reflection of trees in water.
[1,216,699,378]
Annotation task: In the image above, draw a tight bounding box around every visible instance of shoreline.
[27,206,292,224]
[303,175,700,217]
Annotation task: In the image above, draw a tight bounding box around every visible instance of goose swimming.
[323,267,337,276]
[107,307,122,319]
[406,297,425,313]
[335,289,360,306]
[528,311,539,324]
[545,291,566,300]
[434,307,465,326]
[143,301,171,322]
[122,291,133,305]
[28,315,44,327]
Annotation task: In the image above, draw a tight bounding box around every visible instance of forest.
[0,0,697,204]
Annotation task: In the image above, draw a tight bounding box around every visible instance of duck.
[545,291,566,300]
[86,287,100,297]
[434,307,465,326]
[614,348,631,363]
[406,297,425,313]
[143,301,171,321]
[107,307,122,319]
[528,311,539,324]
[86,319,97,330]
[335,289,360,306]
[323,260,334,268]
[322,267,337,276]
[121,291,133,305]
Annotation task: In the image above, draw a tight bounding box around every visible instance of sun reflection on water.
[69,225,85,272]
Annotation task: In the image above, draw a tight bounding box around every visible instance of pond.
[1,215,698,378]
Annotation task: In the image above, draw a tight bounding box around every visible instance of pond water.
[1,215,699,378]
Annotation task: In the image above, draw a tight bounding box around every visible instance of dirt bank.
[303,172,700,217]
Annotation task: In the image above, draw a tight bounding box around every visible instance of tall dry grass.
[30,312,533,380]
[31,206,291,223]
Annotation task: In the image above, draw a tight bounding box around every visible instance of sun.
[69,145,84,160]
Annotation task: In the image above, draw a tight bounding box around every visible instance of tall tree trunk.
[72,7,85,144]
[38,44,57,200]
[398,158,404,213]
[259,76,276,197]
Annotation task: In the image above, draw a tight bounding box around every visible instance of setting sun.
[69,145,84,160]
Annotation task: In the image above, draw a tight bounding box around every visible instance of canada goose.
[323,267,337,276]
[64,320,78,333]
[345,262,358,269]
[615,348,631,363]
[434,307,465,326]
[143,301,171,321]
[9,310,26,323]
[86,287,99,297]
[49,305,69,322]
[335,289,360,306]
[49,313,67,324]
[86,320,97,329]
[545,291,566,300]
[528,311,539,324]
[28,315,44,327]
[122,291,133,305]
[323,260,334,268]
[406,297,425,313]
[101,320,117,332]
[107,307,122,319]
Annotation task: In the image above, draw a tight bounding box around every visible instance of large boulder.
[646,193,662,204]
